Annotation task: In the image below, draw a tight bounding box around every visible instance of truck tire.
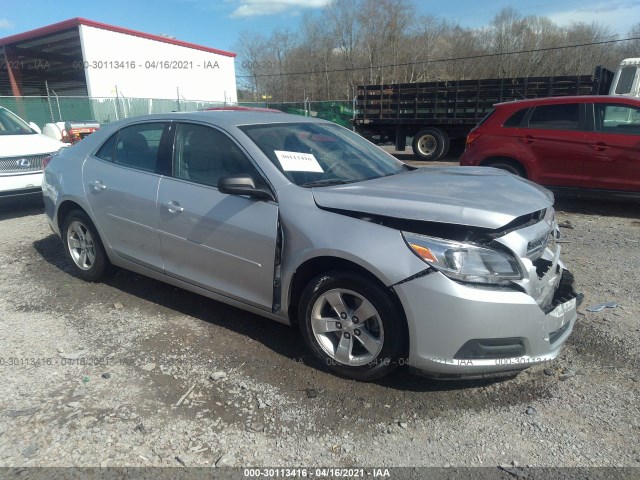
[412,128,450,161]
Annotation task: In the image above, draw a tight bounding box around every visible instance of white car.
[0,107,65,199]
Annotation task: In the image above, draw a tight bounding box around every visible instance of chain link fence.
[0,96,355,129]
[0,96,227,129]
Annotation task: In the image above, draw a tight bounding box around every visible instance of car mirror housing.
[217,175,274,201]
[29,122,42,134]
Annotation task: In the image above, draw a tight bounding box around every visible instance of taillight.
[42,155,53,170]
[466,131,481,146]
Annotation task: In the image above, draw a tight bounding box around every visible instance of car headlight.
[402,232,522,286]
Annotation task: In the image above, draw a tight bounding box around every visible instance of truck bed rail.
[355,68,612,122]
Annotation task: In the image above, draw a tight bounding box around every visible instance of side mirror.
[29,122,42,134]
[218,175,274,201]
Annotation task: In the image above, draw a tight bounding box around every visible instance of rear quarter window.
[95,133,118,161]
[503,108,529,127]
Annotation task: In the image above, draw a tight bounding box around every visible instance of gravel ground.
[0,184,639,473]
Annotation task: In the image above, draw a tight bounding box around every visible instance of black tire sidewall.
[61,210,109,282]
[298,271,407,381]
[488,161,525,177]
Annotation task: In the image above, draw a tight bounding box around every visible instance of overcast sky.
[1,0,638,53]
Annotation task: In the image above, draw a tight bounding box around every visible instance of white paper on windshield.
[274,150,324,173]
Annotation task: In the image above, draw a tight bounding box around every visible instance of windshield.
[240,122,408,187]
[0,108,35,136]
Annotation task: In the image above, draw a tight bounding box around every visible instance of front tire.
[412,128,450,161]
[298,271,407,381]
[61,210,110,282]
[485,160,525,177]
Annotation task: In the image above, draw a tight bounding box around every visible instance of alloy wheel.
[310,288,384,366]
[66,220,96,271]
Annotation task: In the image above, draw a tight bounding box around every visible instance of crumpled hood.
[312,167,554,230]
[0,133,64,157]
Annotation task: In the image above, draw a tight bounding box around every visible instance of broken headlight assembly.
[402,232,522,286]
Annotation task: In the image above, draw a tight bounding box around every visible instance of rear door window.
[113,123,167,173]
[527,104,580,131]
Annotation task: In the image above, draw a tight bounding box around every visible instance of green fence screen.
[252,101,354,128]
[0,97,354,129]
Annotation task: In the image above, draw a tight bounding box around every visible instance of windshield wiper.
[300,179,356,188]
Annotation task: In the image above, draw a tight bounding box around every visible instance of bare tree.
[618,23,640,61]
[404,16,447,83]
[235,31,270,101]
[234,5,629,102]
[561,22,614,75]
[356,0,414,85]
[325,0,362,99]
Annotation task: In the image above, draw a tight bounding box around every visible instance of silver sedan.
[42,111,579,381]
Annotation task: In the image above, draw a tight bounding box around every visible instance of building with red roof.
[0,18,237,102]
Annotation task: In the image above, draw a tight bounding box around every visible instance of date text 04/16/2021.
[71,60,221,70]
[243,468,391,478]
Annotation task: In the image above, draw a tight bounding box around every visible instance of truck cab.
[609,58,640,97]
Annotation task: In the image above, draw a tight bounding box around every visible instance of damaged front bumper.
[393,266,580,379]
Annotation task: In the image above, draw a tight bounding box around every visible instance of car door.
[157,122,279,311]
[516,102,586,187]
[584,102,640,192]
[83,122,170,271]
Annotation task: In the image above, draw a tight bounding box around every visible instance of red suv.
[460,96,640,196]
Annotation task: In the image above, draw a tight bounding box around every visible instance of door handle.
[90,180,106,191]
[520,135,534,144]
[161,201,184,213]
[588,142,610,151]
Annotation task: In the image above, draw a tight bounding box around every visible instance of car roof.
[495,95,640,109]
[108,110,329,130]
[199,106,283,113]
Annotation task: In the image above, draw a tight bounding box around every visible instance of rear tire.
[61,210,110,282]
[298,271,407,381]
[412,128,450,161]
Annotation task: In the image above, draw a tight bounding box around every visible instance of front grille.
[543,270,580,314]
[0,154,51,174]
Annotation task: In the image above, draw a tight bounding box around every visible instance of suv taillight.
[466,131,481,146]
[42,155,53,170]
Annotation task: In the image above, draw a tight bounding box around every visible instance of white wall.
[78,25,237,103]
